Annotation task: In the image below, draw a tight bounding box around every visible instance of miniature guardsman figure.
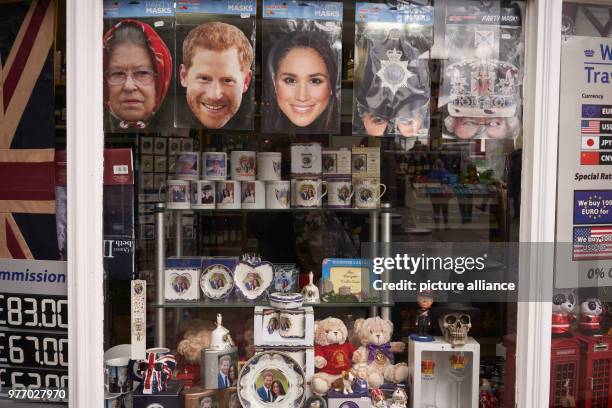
[411,290,434,342]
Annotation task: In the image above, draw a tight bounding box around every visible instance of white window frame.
[65,0,562,406]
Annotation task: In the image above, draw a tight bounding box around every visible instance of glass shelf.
[154,301,393,308]
[166,207,392,214]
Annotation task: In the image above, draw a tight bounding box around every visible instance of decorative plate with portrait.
[234,261,273,301]
[200,264,234,300]
[237,352,305,408]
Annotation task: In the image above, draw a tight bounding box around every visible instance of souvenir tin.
[273,263,299,293]
[203,152,228,180]
[191,180,216,209]
[326,177,354,208]
[234,256,274,301]
[231,151,256,181]
[254,306,314,347]
[241,181,266,209]
[164,180,190,210]
[327,390,372,408]
[175,151,200,181]
[254,346,315,387]
[202,315,239,390]
[165,267,200,301]
[293,178,327,208]
[182,387,218,408]
[351,147,380,178]
[322,148,351,178]
[257,152,282,181]
[266,181,291,209]
[132,379,184,408]
[200,257,238,301]
[137,348,176,395]
[216,181,241,209]
[354,178,387,209]
[291,143,322,176]
[269,292,304,310]
[238,351,306,408]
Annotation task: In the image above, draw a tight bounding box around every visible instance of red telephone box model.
[550,337,581,408]
[577,333,612,408]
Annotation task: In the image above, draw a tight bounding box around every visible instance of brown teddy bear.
[176,320,214,386]
[352,317,408,388]
[311,317,356,396]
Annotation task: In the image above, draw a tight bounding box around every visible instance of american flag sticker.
[582,120,601,134]
[573,226,612,260]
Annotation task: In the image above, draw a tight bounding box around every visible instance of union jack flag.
[0,0,58,260]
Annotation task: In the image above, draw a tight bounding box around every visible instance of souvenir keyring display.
[200,264,234,300]
[237,351,306,408]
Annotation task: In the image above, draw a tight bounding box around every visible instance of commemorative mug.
[202,152,227,180]
[161,180,190,210]
[294,178,327,208]
[291,143,322,176]
[354,178,387,209]
[241,181,266,209]
[266,181,291,209]
[175,151,200,181]
[230,151,256,181]
[216,180,241,209]
[191,180,216,209]
[257,152,282,181]
[105,357,131,394]
[326,178,354,208]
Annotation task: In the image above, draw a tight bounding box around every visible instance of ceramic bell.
[202,314,238,390]
[301,271,320,304]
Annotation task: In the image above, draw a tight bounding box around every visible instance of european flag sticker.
[583,104,612,118]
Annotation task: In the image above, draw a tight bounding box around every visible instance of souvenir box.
[133,380,184,408]
[182,386,218,408]
[254,346,315,384]
[321,258,375,301]
[254,306,314,347]
[408,337,480,408]
[291,143,322,176]
[327,390,372,408]
[164,257,203,302]
[322,147,351,178]
[351,146,380,178]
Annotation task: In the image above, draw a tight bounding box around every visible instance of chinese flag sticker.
[581,151,600,165]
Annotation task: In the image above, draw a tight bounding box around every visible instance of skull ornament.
[439,313,472,347]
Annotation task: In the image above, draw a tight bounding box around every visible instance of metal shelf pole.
[175,210,183,257]
[155,203,166,347]
[369,210,379,318]
[380,203,392,321]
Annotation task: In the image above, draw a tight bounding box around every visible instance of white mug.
[191,180,215,209]
[354,178,387,209]
[230,151,256,181]
[202,152,227,180]
[162,180,190,210]
[175,151,200,181]
[216,180,241,209]
[257,152,282,181]
[266,181,291,209]
[326,178,354,208]
[291,143,322,176]
[241,181,266,209]
[294,178,327,208]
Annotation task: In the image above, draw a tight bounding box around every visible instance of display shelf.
[153,301,393,308]
[168,207,385,214]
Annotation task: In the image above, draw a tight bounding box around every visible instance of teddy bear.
[175,320,214,386]
[311,317,357,396]
[352,317,408,388]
